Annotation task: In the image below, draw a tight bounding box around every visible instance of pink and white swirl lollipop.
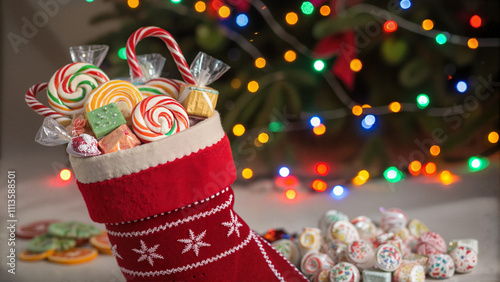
[131,95,189,143]
[47,62,109,115]
[25,83,71,125]
[143,77,183,99]
[126,26,195,84]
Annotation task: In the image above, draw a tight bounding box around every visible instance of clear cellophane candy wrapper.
[35,117,101,157]
[179,52,230,118]
[35,117,73,146]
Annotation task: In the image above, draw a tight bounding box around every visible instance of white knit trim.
[120,231,252,277]
[107,187,229,226]
[256,232,308,281]
[107,194,232,237]
[252,231,285,282]
[70,111,226,184]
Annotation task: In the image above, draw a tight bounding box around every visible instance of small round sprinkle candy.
[350,216,377,241]
[380,207,408,232]
[407,218,429,238]
[300,251,335,277]
[417,231,447,255]
[298,227,322,254]
[346,239,375,270]
[375,243,402,272]
[327,221,360,244]
[427,253,455,279]
[319,210,349,233]
[330,262,360,282]
[271,239,300,267]
[393,261,425,282]
[449,246,477,273]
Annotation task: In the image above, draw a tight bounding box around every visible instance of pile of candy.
[267,208,478,281]
[18,220,111,264]
[26,27,229,156]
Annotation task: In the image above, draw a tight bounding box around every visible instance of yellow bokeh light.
[352,105,363,116]
[286,12,298,25]
[358,170,369,181]
[424,162,437,175]
[247,81,259,93]
[319,5,331,16]
[409,160,422,176]
[258,132,269,144]
[488,131,499,143]
[313,124,326,135]
[352,176,366,186]
[231,78,241,89]
[467,38,479,49]
[255,57,266,68]
[284,50,297,62]
[232,124,245,136]
[439,170,454,185]
[285,189,297,200]
[350,59,362,72]
[127,0,139,8]
[361,104,371,108]
[312,179,327,192]
[194,1,206,12]
[218,5,230,18]
[242,168,253,179]
[422,19,434,31]
[430,145,440,156]
[389,102,401,113]
[60,169,72,181]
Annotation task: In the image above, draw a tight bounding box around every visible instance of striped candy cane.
[126,26,195,85]
[25,83,71,124]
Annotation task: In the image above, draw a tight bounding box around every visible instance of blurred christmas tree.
[90,0,499,181]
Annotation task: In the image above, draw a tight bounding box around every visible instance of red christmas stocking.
[70,112,307,281]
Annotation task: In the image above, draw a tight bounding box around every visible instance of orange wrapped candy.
[98,124,141,154]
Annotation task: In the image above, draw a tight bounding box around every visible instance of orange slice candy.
[19,249,55,262]
[90,232,112,255]
[48,247,98,265]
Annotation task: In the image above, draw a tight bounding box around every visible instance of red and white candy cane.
[25,83,71,125]
[126,26,195,85]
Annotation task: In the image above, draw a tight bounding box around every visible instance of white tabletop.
[0,153,498,281]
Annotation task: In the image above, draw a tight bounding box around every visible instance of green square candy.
[86,102,127,139]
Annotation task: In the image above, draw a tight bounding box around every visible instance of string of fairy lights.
[81,0,499,201]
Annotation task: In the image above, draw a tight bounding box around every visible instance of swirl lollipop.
[84,80,143,113]
[47,62,109,115]
[143,77,182,99]
[131,95,189,143]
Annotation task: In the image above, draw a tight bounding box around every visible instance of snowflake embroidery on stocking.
[221,210,243,237]
[132,240,164,266]
[111,244,123,260]
[178,229,211,257]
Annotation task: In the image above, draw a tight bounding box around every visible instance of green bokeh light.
[313,60,325,71]
[269,121,284,132]
[301,1,314,15]
[416,94,429,109]
[384,166,404,183]
[118,47,127,60]
[435,33,447,45]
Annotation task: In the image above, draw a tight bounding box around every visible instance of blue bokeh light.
[236,14,249,27]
